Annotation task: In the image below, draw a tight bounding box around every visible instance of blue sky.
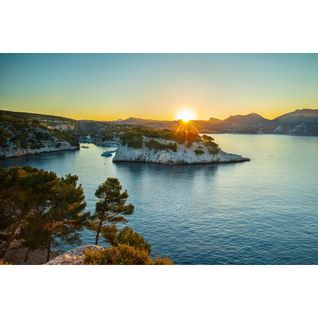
[1,53,318,120]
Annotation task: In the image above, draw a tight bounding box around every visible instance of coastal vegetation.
[201,135,219,154]
[145,139,178,152]
[194,149,204,155]
[116,126,186,148]
[0,167,172,265]
[104,124,215,152]
[84,244,173,265]
[84,226,172,264]
[86,123,202,148]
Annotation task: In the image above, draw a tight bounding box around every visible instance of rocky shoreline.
[0,143,79,159]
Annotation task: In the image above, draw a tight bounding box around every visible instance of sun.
[175,109,196,122]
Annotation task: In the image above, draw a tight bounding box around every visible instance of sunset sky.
[1,53,318,120]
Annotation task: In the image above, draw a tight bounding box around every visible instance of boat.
[81,145,90,149]
[101,151,113,157]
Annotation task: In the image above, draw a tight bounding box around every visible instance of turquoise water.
[1,134,317,264]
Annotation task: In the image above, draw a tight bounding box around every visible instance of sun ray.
[175,109,196,123]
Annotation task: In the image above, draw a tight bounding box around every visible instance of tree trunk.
[95,220,103,245]
[46,231,53,263]
[24,248,30,263]
[46,220,53,263]
[46,244,51,263]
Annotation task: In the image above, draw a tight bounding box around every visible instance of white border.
[1,265,317,318]
[1,1,318,317]
[1,0,318,52]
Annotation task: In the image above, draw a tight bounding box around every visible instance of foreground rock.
[113,137,249,165]
[46,245,104,265]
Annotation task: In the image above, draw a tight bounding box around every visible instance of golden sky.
[1,54,318,120]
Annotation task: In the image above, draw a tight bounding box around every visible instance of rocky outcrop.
[0,141,79,158]
[113,138,249,165]
[46,245,104,265]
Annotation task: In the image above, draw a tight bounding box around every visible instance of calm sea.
[1,134,318,264]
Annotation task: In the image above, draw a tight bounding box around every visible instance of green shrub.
[203,139,219,155]
[195,149,205,155]
[0,128,10,147]
[201,135,214,142]
[145,139,177,152]
[12,132,29,149]
[117,227,151,253]
[119,131,143,148]
[141,128,175,140]
[208,147,219,155]
[84,244,173,265]
[52,130,79,146]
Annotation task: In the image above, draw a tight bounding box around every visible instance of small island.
[112,124,249,165]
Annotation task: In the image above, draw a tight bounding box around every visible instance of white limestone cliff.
[113,138,249,165]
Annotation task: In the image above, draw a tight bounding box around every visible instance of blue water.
[1,134,318,264]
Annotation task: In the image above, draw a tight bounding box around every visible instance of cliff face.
[113,137,249,165]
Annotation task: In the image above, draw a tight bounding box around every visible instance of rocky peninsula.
[0,110,79,158]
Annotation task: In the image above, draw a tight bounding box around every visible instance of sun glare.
[176,109,196,122]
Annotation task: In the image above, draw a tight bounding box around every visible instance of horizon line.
[1,107,318,122]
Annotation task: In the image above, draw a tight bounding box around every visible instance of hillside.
[272,109,318,135]
[213,113,271,134]
[0,110,80,158]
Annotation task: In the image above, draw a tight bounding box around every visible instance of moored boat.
[101,151,113,157]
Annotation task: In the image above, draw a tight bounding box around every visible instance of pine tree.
[0,167,88,262]
[43,174,88,262]
[90,178,134,245]
[0,167,57,258]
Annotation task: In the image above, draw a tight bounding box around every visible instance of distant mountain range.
[1,108,318,137]
[99,109,318,136]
